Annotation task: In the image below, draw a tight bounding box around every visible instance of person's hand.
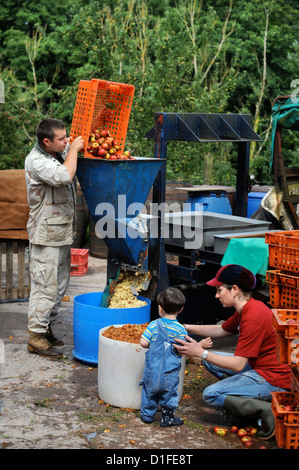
[173,335,204,358]
[70,135,84,152]
[199,337,213,349]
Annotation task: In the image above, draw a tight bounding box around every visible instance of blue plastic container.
[184,192,232,215]
[73,292,151,365]
[247,192,266,218]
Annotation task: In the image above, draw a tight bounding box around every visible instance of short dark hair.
[156,287,186,314]
[36,119,65,146]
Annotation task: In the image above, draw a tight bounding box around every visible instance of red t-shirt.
[221,298,291,390]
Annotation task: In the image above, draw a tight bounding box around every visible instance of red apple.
[101,142,109,150]
[100,129,109,138]
[230,426,239,433]
[243,439,253,448]
[214,426,220,434]
[284,405,295,411]
[109,147,117,154]
[241,436,252,444]
[249,427,258,436]
[109,155,117,160]
[237,429,247,438]
[98,148,106,158]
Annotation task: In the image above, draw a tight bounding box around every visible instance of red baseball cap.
[206,264,256,290]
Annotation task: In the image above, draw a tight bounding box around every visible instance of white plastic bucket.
[98,325,186,410]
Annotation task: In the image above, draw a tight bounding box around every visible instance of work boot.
[160,407,184,427]
[46,323,64,346]
[223,395,275,440]
[27,331,63,359]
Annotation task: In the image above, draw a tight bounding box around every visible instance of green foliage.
[0,0,298,187]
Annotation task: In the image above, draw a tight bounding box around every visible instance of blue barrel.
[247,192,266,218]
[184,190,232,215]
[73,292,151,365]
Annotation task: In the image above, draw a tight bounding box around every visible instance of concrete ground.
[0,255,280,457]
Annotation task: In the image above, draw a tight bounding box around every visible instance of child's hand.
[199,337,213,349]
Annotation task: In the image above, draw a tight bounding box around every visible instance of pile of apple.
[86,128,134,160]
[214,425,265,448]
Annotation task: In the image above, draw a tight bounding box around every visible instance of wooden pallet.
[0,239,30,301]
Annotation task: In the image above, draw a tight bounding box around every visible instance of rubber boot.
[46,324,64,346]
[223,395,275,440]
[160,407,184,427]
[28,331,63,358]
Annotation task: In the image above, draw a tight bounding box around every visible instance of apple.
[101,142,109,150]
[100,129,109,138]
[118,154,128,159]
[213,426,220,433]
[284,405,295,411]
[241,436,252,443]
[109,147,117,154]
[109,155,117,160]
[124,150,131,157]
[230,426,239,433]
[249,427,258,436]
[237,429,247,438]
[98,148,106,158]
[243,439,253,448]
[91,142,99,149]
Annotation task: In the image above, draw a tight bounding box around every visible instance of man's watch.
[201,350,208,360]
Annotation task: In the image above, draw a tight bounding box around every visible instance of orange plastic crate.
[70,248,89,276]
[69,79,135,158]
[272,392,299,449]
[272,309,299,338]
[291,368,299,405]
[275,333,299,367]
[266,270,299,309]
[265,230,299,274]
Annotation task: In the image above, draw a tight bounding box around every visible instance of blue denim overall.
[140,318,182,422]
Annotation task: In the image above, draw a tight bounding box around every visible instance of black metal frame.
[146,112,262,292]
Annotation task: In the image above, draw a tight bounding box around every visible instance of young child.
[139,287,212,427]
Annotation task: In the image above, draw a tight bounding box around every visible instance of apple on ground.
[230,426,238,433]
[243,439,254,448]
[241,436,252,444]
[237,429,248,438]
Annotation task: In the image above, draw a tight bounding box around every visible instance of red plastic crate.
[266,270,299,309]
[265,230,299,274]
[70,248,89,276]
[272,391,299,449]
[69,79,135,158]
